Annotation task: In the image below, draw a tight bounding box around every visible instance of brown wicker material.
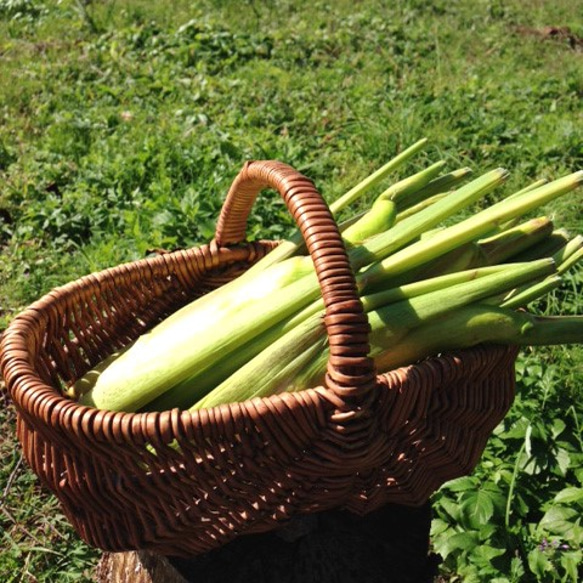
[0,161,518,558]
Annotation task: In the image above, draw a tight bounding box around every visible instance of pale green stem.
[380,160,446,203]
[510,229,571,263]
[78,170,503,411]
[500,276,563,309]
[554,236,583,274]
[243,139,428,274]
[193,260,554,408]
[393,167,472,212]
[496,242,583,309]
[477,216,553,265]
[343,198,397,246]
[374,305,583,373]
[394,193,448,224]
[493,178,550,232]
[330,138,428,213]
[360,171,583,290]
[350,168,510,274]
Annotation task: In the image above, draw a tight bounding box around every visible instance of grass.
[0,0,582,580]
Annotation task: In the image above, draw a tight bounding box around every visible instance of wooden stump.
[95,503,440,583]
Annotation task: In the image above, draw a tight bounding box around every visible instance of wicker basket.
[0,161,518,558]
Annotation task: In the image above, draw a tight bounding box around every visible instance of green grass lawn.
[1,1,582,581]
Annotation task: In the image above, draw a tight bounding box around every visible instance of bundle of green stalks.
[70,139,583,413]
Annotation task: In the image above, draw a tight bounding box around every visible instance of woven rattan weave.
[0,161,518,557]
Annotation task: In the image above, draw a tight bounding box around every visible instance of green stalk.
[243,139,428,274]
[192,259,555,409]
[492,178,550,232]
[505,178,549,201]
[342,198,397,246]
[477,216,553,264]
[363,242,488,291]
[554,236,583,274]
[149,264,518,411]
[78,169,509,412]
[510,229,571,263]
[359,171,583,290]
[380,160,446,203]
[143,295,326,412]
[393,167,472,212]
[394,192,448,223]
[330,139,428,213]
[497,242,583,309]
[374,305,583,373]
[191,313,327,410]
[366,260,554,354]
[78,264,322,411]
[342,160,456,245]
[500,276,563,309]
[77,169,582,413]
[349,168,510,274]
[299,260,560,390]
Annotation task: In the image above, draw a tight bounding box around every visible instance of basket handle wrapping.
[214,160,377,409]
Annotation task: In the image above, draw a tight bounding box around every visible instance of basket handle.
[214,160,376,407]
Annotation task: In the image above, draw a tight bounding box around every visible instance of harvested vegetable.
[71,141,583,413]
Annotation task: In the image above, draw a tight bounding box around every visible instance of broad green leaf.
[477,523,497,540]
[460,490,495,529]
[527,548,552,578]
[437,497,462,523]
[433,531,480,560]
[442,476,478,492]
[472,544,506,565]
[503,418,529,440]
[538,506,582,540]
[551,418,567,439]
[554,487,583,505]
[560,550,583,582]
[555,448,572,476]
[430,518,451,537]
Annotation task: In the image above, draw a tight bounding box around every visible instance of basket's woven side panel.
[11,346,516,557]
[15,391,340,556]
[343,345,518,513]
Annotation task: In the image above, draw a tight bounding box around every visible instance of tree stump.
[95,502,440,583]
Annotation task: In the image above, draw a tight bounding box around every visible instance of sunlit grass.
[0,1,581,580]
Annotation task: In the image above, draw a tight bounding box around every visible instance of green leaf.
[477,523,498,541]
[510,556,525,580]
[555,448,572,476]
[430,518,451,538]
[442,476,478,492]
[551,418,567,439]
[472,544,507,565]
[437,496,463,523]
[539,506,582,540]
[433,531,481,560]
[527,548,552,578]
[560,550,583,582]
[554,487,583,505]
[502,417,529,440]
[460,490,495,529]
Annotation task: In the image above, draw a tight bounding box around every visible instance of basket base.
[95,503,439,583]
